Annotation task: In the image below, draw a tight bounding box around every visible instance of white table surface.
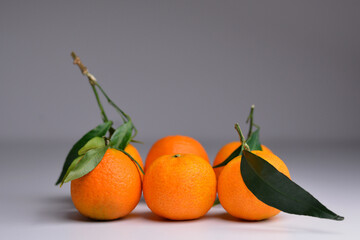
[0,139,358,240]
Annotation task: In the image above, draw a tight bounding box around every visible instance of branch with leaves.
[214,106,343,221]
[55,52,143,186]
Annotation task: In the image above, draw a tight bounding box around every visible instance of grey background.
[0,1,359,239]
[1,0,359,144]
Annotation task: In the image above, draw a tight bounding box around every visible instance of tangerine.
[143,154,216,220]
[145,135,209,171]
[218,150,290,221]
[71,148,142,220]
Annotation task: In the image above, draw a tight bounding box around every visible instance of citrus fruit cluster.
[56,53,343,222]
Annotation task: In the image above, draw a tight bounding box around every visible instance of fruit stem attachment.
[71,52,109,123]
[104,137,110,146]
[246,104,255,139]
[235,123,250,151]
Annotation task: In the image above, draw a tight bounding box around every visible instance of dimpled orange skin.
[143,154,216,220]
[218,150,290,221]
[145,135,209,172]
[125,144,144,180]
[213,142,273,181]
[71,148,142,220]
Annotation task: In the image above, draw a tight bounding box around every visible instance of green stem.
[235,123,250,151]
[71,51,110,124]
[95,83,138,138]
[95,83,128,121]
[91,85,109,122]
[246,105,255,139]
[71,51,138,139]
[116,148,144,175]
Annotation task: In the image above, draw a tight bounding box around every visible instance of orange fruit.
[125,144,144,180]
[143,154,216,220]
[218,150,290,221]
[213,142,272,181]
[71,148,142,220]
[145,135,209,171]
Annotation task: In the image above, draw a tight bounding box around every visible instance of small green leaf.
[110,121,133,150]
[241,150,344,221]
[246,127,262,151]
[78,137,105,155]
[60,155,83,187]
[63,146,108,183]
[213,145,243,168]
[55,121,113,185]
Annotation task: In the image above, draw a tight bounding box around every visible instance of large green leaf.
[110,121,133,150]
[60,155,83,187]
[241,150,344,220]
[63,146,108,183]
[246,127,262,151]
[55,121,113,185]
[213,145,243,168]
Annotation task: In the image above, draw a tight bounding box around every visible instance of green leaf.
[213,145,243,168]
[110,121,133,150]
[78,137,105,155]
[246,127,262,151]
[60,155,83,187]
[241,150,344,221]
[55,121,112,185]
[64,146,108,183]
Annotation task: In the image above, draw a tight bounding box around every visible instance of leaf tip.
[334,215,344,221]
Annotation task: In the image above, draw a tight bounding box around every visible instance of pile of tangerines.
[66,133,286,221]
[55,53,343,222]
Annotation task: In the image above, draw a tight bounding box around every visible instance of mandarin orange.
[218,150,290,221]
[143,154,216,220]
[145,135,209,171]
[71,148,142,220]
